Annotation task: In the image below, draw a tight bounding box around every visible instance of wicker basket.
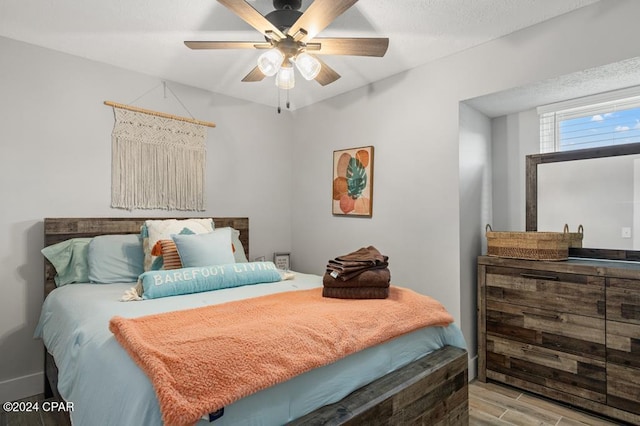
[563,224,584,248]
[485,225,569,261]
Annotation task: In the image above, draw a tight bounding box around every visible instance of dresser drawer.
[486,266,605,318]
[486,335,607,403]
[607,278,640,325]
[606,319,640,415]
[487,300,605,359]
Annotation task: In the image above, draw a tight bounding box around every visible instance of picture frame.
[273,252,291,270]
[332,146,374,217]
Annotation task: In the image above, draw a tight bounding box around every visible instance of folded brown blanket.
[326,261,389,281]
[326,246,389,281]
[323,268,390,288]
[322,286,389,299]
[335,246,387,263]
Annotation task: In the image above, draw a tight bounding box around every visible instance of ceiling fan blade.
[311,37,389,57]
[217,0,286,40]
[184,41,271,50]
[241,66,266,82]
[314,56,341,86]
[288,0,358,42]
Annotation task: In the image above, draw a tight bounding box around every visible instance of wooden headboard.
[43,217,249,297]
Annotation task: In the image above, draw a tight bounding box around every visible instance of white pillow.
[143,219,214,271]
[217,227,249,263]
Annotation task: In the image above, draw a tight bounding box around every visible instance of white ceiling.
[0,0,600,110]
[466,56,640,118]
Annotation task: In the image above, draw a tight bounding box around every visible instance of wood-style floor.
[470,381,623,426]
[1,381,623,426]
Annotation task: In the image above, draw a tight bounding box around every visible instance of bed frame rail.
[288,345,468,425]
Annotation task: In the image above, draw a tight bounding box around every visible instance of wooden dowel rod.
[104,101,216,128]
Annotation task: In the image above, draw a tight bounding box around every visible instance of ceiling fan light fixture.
[188,0,387,91]
[276,64,295,89]
[295,52,321,80]
[257,48,284,77]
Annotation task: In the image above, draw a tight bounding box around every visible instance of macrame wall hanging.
[105,82,215,211]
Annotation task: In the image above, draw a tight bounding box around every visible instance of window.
[538,87,640,153]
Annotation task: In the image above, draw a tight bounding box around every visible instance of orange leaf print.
[336,153,351,177]
[332,177,348,200]
[355,150,369,168]
[339,194,355,213]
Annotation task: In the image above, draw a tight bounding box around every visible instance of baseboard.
[468,354,478,381]
[0,372,44,403]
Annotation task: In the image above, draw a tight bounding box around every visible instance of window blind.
[538,86,640,153]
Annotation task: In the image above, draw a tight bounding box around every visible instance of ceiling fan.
[184,0,389,89]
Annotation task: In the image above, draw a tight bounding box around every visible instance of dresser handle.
[520,273,559,281]
[522,347,559,360]
[523,311,560,321]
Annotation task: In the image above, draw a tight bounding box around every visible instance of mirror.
[526,142,640,261]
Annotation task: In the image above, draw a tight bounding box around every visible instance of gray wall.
[490,109,540,231]
[459,103,492,377]
[0,36,294,402]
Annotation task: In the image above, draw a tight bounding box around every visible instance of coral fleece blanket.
[109,286,454,426]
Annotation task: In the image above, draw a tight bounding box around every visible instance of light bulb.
[276,65,295,89]
[295,52,321,80]
[257,49,284,77]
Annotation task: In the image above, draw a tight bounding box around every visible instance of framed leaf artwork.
[332,146,374,217]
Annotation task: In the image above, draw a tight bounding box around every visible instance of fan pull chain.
[277,88,281,114]
[276,88,292,114]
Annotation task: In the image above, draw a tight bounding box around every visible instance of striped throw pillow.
[159,240,183,270]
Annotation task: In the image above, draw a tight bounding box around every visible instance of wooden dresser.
[477,256,640,424]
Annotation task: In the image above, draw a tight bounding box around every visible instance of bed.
[37,217,469,425]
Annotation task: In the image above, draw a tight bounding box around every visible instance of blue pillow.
[41,238,92,286]
[150,227,196,271]
[141,218,215,271]
[88,234,144,284]
[139,262,282,299]
[172,228,235,268]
